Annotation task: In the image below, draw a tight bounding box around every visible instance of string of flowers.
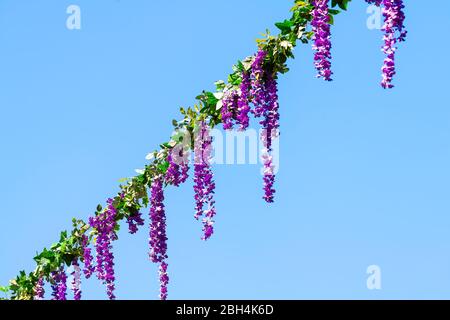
[82,234,95,279]
[149,177,169,299]
[194,121,217,240]
[89,198,117,300]
[366,0,407,88]
[2,0,409,301]
[51,267,67,301]
[311,0,333,81]
[33,277,45,300]
[71,259,82,300]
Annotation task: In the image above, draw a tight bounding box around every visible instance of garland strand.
[1,0,408,300]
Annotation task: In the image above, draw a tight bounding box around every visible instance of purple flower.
[249,53,280,203]
[259,72,279,203]
[149,177,170,300]
[126,212,145,234]
[34,277,45,300]
[366,0,407,88]
[81,234,94,279]
[89,198,117,300]
[149,177,168,264]
[221,91,239,130]
[261,153,276,203]
[193,121,216,241]
[165,151,190,187]
[158,262,169,300]
[250,50,268,118]
[311,0,333,81]
[71,259,82,300]
[51,267,67,301]
[237,70,252,130]
[259,72,280,152]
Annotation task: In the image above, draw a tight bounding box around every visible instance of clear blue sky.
[1,0,450,300]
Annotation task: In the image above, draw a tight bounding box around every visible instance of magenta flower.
[311,0,333,81]
[366,0,407,88]
[221,90,238,130]
[250,50,268,118]
[126,212,145,234]
[71,259,82,300]
[193,121,216,241]
[149,177,170,299]
[237,70,252,130]
[149,177,168,263]
[51,267,67,301]
[89,198,117,300]
[34,277,45,300]
[81,234,94,279]
[165,151,189,187]
[158,262,169,300]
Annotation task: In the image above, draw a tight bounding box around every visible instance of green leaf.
[275,19,294,35]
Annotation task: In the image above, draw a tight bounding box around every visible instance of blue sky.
[1,0,450,299]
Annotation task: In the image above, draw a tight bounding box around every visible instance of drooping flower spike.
[149,177,169,299]
[366,0,407,88]
[126,212,145,234]
[51,267,67,301]
[221,90,239,130]
[89,198,117,300]
[251,50,268,118]
[311,0,333,81]
[166,150,190,187]
[158,261,169,300]
[81,234,95,279]
[33,277,45,300]
[259,71,280,203]
[71,259,82,300]
[193,120,216,240]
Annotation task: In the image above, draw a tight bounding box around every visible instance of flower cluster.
[366,0,407,88]
[237,70,252,130]
[249,50,280,203]
[81,234,95,279]
[33,277,45,300]
[221,69,252,131]
[149,177,169,299]
[221,90,239,130]
[193,121,216,241]
[165,151,189,187]
[158,262,169,300]
[259,72,279,203]
[149,178,168,263]
[251,50,268,118]
[311,0,333,81]
[51,267,67,301]
[126,212,145,234]
[89,198,117,300]
[71,259,82,300]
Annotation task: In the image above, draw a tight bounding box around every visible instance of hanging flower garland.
[51,267,67,301]
[89,198,117,300]
[149,177,169,299]
[33,277,45,300]
[71,259,82,300]
[81,234,95,279]
[3,0,410,300]
[193,121,216,241]
[366,0,407,88]
[311,0,333,81]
